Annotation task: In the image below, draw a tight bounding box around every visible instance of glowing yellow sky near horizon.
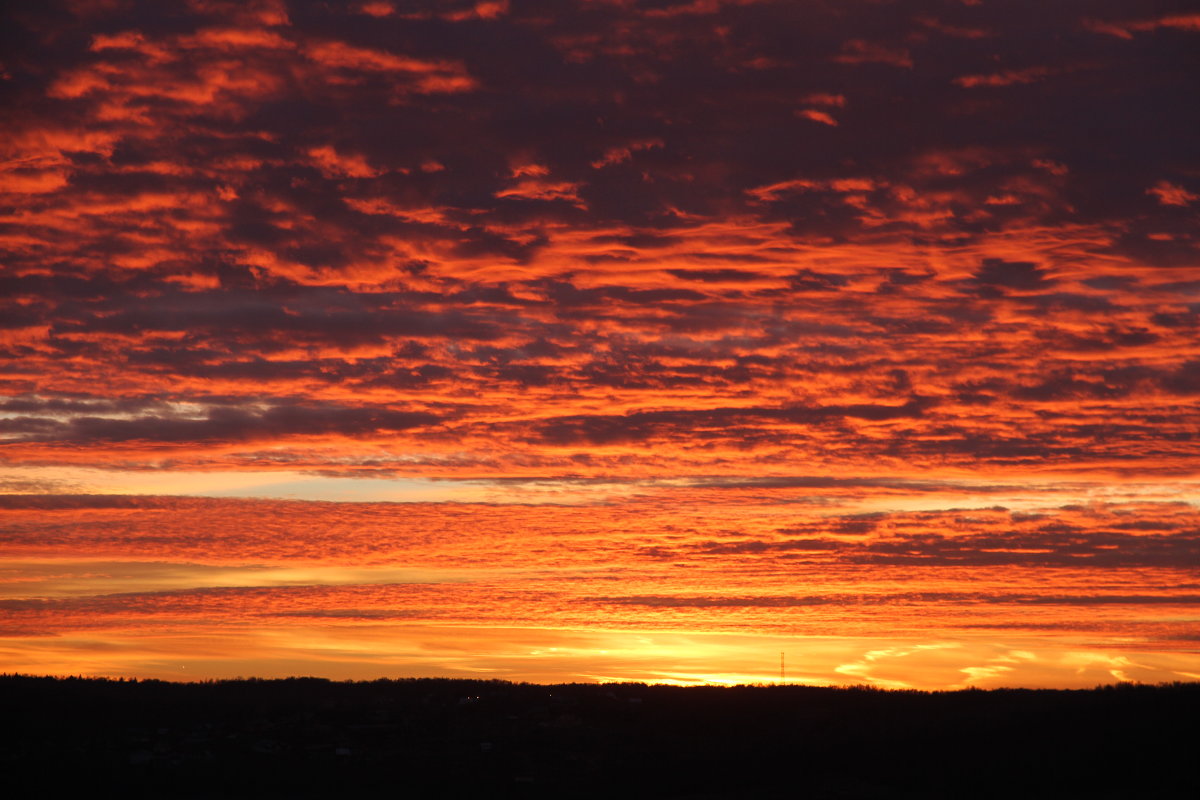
[2,493,1197,688]
[3,622,1196,690]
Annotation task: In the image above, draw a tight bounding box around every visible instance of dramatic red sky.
[2,0,1198,687]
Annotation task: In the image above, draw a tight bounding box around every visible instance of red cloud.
[954,66,1053,88]
[834,39,913,68]
[1085,13,1200,38]
[1147,180,1198,207]
[796,109,838,126]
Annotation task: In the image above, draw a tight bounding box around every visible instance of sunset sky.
[2,0,1198,688]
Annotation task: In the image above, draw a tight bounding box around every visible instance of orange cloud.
[359,1,394,16]
[800,93,845,107]
[591,139,664,168]
[1085,13,1200,38]
[954,66,1054,88]
[496,179,587,206]
[304,41,472,80]
[834,39,913,68]
[307,145,381,178]
[1147,180,1198,206]
[795,109,838,126]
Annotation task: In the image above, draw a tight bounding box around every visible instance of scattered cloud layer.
[1,0,1196,482]
[0,0,1197,685]
[2,493,1198,685]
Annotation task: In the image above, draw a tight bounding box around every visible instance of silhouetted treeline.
[3,675,1197,799]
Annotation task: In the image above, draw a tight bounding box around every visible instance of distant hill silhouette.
[3,675,1197,799]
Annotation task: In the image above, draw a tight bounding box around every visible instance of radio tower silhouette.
[780,651,785,683]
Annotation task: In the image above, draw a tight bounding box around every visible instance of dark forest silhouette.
[3,675,1197,798]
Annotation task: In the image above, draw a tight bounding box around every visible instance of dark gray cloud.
[1,401,440,444]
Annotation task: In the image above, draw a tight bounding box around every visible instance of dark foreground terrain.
[2,675,1197,799]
